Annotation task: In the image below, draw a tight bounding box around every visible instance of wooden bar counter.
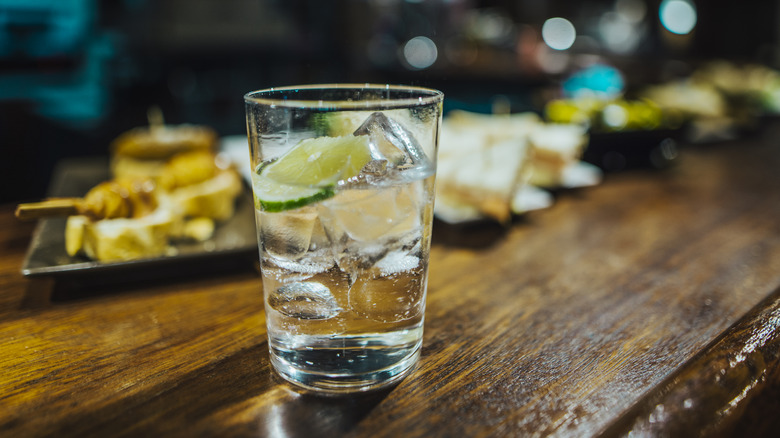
[2,124,780,437]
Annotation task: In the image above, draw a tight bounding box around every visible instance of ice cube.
[375,250,420,275]
[308,215,331,251]
[268,281,341,320]
[259,208,334,274]
[320,185,422,243]
[336,241,389,276]
[340,159,389,187]
[259,209,318,259]
[349,257,425,323]
[263,265,350,316]
[261,259,318,284]
[353,112,430,170]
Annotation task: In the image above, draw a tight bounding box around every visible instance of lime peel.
[254,183,335,212]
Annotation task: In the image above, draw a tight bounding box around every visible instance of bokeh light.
[602,103,628,129]
[542,17,576,51]
[599,11,639,54]
[402,36,438,70]
[659,0,697,35]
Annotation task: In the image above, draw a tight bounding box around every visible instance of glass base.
[269,336,422,394]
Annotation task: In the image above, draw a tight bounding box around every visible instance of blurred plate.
[433,161,601,225]
[21,158,257,278]
[434,184,554,225]
[532,161,603,190]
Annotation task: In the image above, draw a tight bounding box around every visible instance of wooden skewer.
[147,105,164,132]
[15,198,84,221]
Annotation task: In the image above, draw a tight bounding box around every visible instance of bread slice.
[435,110,592,222]
[526,123,588,187]
[445,110,543,140]
[436,121,532,223]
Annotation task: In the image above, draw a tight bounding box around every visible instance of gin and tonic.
[244,85,443,392]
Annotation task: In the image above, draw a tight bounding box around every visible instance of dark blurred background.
[1,0,777,203]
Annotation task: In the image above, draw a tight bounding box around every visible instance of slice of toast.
[527,123,588,187]
[435,111,590,222]
[436,119,533,223]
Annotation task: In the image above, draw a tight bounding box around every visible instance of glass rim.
[243,83,444,109]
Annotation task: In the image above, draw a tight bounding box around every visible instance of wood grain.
[598,286,780,437]
[2,124,780,437]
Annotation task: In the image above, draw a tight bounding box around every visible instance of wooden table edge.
[598,285,780,437]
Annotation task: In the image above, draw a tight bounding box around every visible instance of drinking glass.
[244,84,443,393]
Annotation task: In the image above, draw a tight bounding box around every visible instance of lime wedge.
[263,135,373,186]
[252,175,334,212]
[253,135,373,212]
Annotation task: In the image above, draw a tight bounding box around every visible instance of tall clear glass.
[244,84,443,393]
